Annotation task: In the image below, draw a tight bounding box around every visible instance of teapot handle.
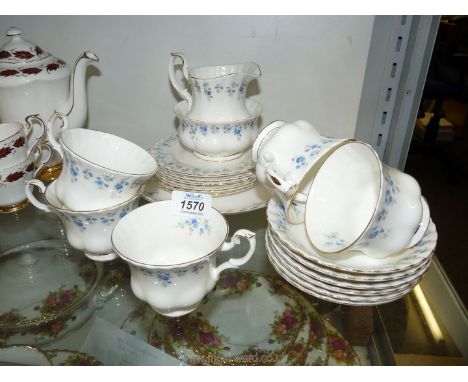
[169,52,192,109]
[46,112,68,159]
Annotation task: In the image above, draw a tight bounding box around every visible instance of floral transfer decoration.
[189,314,229,353]
[63,204,134,232]
[193,80,247,100]
[35,284,84,316]
[269,303,302,345]
[0,161,34,187]
[0,59,66,78]
[63,157,144,194]
[0,309,27,325]
[323,232,347,249]
[291,137,337,170]
[176,217,210,236]
[325,330,359,366]
[136,262,206,287]
[180,119,256,140]
[147,135,255,176]
[215,271,259,296]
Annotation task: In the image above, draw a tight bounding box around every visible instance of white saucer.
[266,230,431,296]
[142,180,272,215]
[267,198,437,274]
[147,135,255,177]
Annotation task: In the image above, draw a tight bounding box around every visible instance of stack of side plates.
[266,198,437,306]
[146,136,258,196]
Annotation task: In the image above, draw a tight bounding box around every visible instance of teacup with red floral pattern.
[0,115,45,169]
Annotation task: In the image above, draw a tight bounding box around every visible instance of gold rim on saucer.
[0,199,30,214]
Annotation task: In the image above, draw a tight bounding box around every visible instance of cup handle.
[408,197,431,247]
[251,120,285,162]
[212,229,256,278]
[25,179,51,213]
[24,114,46,157]
[32,144,52,177]
[46,112,68,159]
[265,163,298,200]
[169,52,192,109]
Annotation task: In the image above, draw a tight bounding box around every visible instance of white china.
[46,113,158,210]
[252,120,350,223]
[0,144,51,210]
[0,115,44,168]
[112,201,256,317]
[169,52,261,122]
[266,230,432,296]
[267,198,437,274]
[305,141,430,258]
[0,27,98,135]
[25,179,142,261]
[143,180,271,215]
[148,135,255,177]
[267,251,420,306]
[156,177,258,197]
[268,227,433,283]
[175,99,262,161]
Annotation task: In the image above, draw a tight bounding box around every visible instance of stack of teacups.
[0,115,51,213]
[146,53,262,196]
[253,120,437,305]
[25,113,158,262]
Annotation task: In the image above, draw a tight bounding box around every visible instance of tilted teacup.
[112,201,256,317]
[169,52,261,122]
[25,179,142,262]
[0,144,51,212]
[0,115,45,168]
[46,113,158,210]
[305,141,430,258]
[252,120,351,224]
[175,99,261,161]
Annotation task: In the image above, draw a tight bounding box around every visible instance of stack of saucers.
[265,198,437,306]
[146,136,257,196]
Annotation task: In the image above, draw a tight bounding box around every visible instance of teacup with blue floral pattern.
[112,201,257,317]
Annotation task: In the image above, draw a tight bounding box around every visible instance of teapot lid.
[0,27,51,64]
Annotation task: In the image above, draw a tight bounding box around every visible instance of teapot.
[169,52,261,122]
[0,27,99,175]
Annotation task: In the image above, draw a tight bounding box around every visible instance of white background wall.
[0,16,374,148]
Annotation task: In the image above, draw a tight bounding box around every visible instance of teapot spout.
[56,51,99,130]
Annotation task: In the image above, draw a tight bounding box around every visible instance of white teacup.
[112,201,256,317]
[25,179,142,262]
[252,120,351,223]
[0,115,45,168]
[46,113,158,210]
[304,141,430,258]
[0,144,51,212]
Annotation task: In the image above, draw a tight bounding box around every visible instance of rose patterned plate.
[120,271,359,366]
[0,240,101,346]
[267,198,437,274]
[45,350,103,366]
[147,136,255,177]
[267,230,432,294]
[142,181,271,215]
[179,271,306,365]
